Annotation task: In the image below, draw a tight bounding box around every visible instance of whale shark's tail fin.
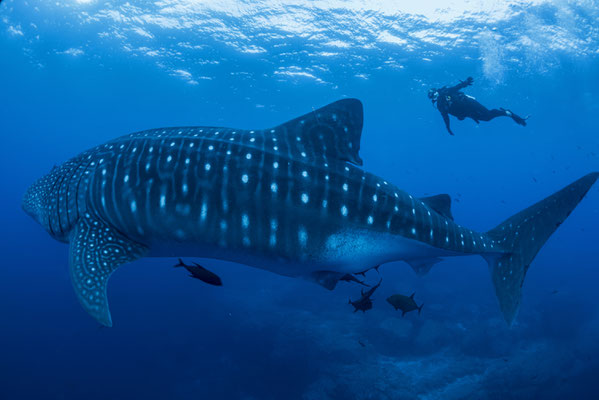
[483,172,598,325]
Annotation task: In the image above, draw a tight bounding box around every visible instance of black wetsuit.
[432,77,527,135]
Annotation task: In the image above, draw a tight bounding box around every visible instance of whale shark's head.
[22,166,60,233]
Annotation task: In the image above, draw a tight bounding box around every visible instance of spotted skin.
[69,216,147,326]
[22,99,598,326]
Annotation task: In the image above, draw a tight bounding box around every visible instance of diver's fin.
[69,217,147,327]
[272,99,364,166]
[419,194,453,221]
[406,258,442,276]
[483,172,598,325]
[309,270,345,290]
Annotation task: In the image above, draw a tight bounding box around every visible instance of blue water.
[1,1,599,399]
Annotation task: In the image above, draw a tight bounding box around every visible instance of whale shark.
[22,99,598,327]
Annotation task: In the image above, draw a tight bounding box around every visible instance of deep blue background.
[1,1,599,399]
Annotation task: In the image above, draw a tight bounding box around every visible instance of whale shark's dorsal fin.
[419,194,453,221]
[120,99,364,166]
[273,98,364,166]
[69,216,147,327]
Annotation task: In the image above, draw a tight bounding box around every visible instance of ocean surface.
[1,1,598,399]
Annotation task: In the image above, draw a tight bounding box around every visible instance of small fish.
[355,265,380,277]
[551,289,559,295]
[358,340,366,347]
[386,293,423,317]
[349,279,382,313]
[339,273,369,287]
[174,258,222,286]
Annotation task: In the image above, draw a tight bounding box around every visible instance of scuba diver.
[428,77,528,135]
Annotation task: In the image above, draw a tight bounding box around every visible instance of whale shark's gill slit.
[74,158,94,221]
[63,160,80,230]
[72,159,89,223]
[59,161,76,230]
[109,152,127,234]
[54,166,70,236]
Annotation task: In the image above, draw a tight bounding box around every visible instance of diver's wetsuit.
[430,77,527,135]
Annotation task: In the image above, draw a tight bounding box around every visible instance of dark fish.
[360,278,382,299]
[349,279,382,313]
[349,296,372,313]
[358,340,366,347]
[386,293,423,317]
[174,258,222,286]
[355,265,380,277]
[339,274,369,286]
[551,289,559,295]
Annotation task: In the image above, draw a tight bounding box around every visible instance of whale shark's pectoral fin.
[69,217,147,327]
